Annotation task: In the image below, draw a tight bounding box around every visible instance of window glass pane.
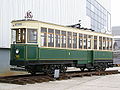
[16,29,21,42]
[103,37,106,50]
[55,30,60,47]
[61,31,66,48]
[73,33,77,48]
[11,30,16,44]
[84,35,87,49]
[107,38,109,50]
[94,36,97,49]
[86,0,111,33]
[99,36,102,50]
[28,29,37,43]
[79,34,83,49]
[88,35,92,49]
[48,29,54,47]
[110,38,113,50]
[41,27,47,46]
[67,32,72,48]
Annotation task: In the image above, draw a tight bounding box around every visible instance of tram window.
[61,31,66,48]
[79,34,83,49]
[11,30,16,44]
[73,33,77,48]
[67,32,72,48]
[99,36,102,50]
[41,27,47,47]
[103,37,106,50]
[107,38,109,50]
[28,29,37,43]
[110,38,113,50]
[55,30,60,47]
[84,35,87,49]
[94,36,97,49]
[16,29,26,43]
[88,35,92,49]
[48,29,54,47]
[16,29,21,42]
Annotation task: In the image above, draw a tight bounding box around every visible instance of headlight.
[16,49,20,54]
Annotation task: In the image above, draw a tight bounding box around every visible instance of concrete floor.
[0,67,120,90]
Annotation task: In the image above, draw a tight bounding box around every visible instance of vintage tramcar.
[10,19,113,74]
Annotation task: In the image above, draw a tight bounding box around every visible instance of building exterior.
[112,26,120,64]
[0,48,10,73]
[0,0,111,73]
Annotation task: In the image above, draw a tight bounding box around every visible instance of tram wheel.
[80,68,85,72]
[95,65,101,72]
[26,65,37,75]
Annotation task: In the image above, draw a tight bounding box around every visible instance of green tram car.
[10,20,113,74]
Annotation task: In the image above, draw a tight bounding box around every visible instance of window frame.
[55,30,61,47]
[67,32,72,48]
[73,32,77,48]
[27,29,38,43]
[16,28,26,43]
[61,31,66,48]
[41,27,47,47]
[48,28,54,47]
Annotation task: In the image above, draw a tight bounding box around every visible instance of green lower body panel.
[11,44,38,61]
[11,44,92,65]
[39,48,92,64]
[93,51,113,62]
[11,44,113,66]
[39,48,67,60]
[27,45,38,60]
[77,50,93,64]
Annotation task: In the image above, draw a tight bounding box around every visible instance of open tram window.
[55,30,60,47]
[27,29,37,43]
[88,35,92,49]
[73,33,77,48]
[103,37,106,50]
[94,36,97,49]
[67,32,72,48]
[15,28,26,43]
[84,35,87,49]
[79,34,83,49]
[99,36,102,50]
[41,27,47,47]
[61,31,66,48]
[48,29,54,47]
[107,38,109,50]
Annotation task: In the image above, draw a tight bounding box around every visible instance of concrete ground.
[0,67,120,90]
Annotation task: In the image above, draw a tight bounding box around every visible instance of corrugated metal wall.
[0,0,110,48]
[0,0,89,48]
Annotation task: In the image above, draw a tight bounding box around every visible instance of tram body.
[10,20,113,74]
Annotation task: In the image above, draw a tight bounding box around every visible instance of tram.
[10,19,113,74]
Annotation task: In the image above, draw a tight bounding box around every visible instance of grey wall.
[112,26,120,36]
[112,26,120,64]
[0,48,10,73]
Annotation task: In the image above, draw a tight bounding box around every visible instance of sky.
[111,0,120,27]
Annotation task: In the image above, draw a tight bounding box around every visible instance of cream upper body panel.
[11,20,113,38]
[11,20,39,29]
